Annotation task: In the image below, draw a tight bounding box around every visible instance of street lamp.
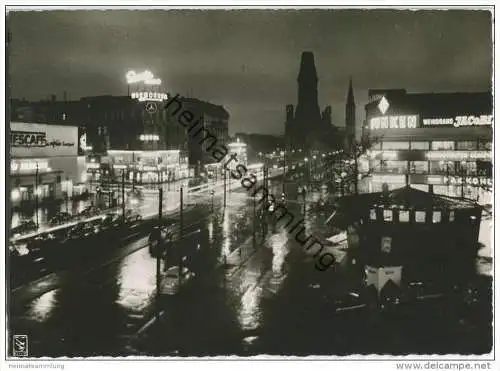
[280,150,286,194]
[35,162,39,229]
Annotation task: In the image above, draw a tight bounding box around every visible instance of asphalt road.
[8,180,493,356]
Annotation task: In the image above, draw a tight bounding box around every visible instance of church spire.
[345,76,356,153]
[347,75,355,105]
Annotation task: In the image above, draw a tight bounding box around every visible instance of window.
[411,141,430,150]
[383,209,393,222]
[383,161,407,174]
[430,161,455,175]
[409,161,428,174]
[371,161,383,172]
[456,141,477,150]
[459,161,477,176]
[449,211,455,222]
[399,210,410,222]
[431,141,455,150]
[369,209,377,220]
[382,141,410,150]
[478,141,492,150]
[432,211,442,223]
[415,211,426,223]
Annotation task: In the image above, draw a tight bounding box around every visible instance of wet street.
[8,181,493,357]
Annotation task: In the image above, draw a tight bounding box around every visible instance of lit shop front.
[362,91,492,204]
[10,122,86,207]
[105,150,189,185]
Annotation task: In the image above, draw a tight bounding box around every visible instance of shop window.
[456,141,477,150]
[399,210,410,222]
[415,211,426,223]
[432,211,442,223]
[383,209,393,222]
[459,161,477,176]
[383,161,407,174]
[430,161,455,175]
[411,141,430,150]
[449,211,455,222]
[431,141,455,151]
[409,161,428,174]
[382,141,410,150]
[369,209,377,220]
[478,141,492,150]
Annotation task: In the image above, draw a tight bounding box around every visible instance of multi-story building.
[9,121,87,209]
[164,96,230,174]
[362,89,492,204]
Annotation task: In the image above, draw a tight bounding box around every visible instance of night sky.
[8,9,492,136]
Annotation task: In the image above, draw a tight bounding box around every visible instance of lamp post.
[460,161,466,199]
[66,175,70,213]
[223,168,227,208]
[281,150,286,194]
[179,187,184,285]
[35,162,39,229]
[121,170,126,224]
[253,190,256,246]
[156,187,163,322]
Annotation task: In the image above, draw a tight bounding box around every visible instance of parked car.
[125,209,142,224]
[95,213,121,233]
[67,222,97,240]
[9,242,30,257]
[11,219,37,236]
[160,266,196,295]
[49,212,73,226]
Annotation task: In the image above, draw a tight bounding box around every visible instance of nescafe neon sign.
[11,131,47,147]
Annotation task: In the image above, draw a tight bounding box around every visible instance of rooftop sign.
[423,115,492,127]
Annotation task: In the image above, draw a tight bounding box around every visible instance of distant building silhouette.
[284,51,342,151]
[345,76,356,153]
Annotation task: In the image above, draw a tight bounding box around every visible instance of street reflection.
[238,284,263,331]
[25,289,58,322]
[221,208,231,258]
[116,249,156,312]
[270,230,288,275]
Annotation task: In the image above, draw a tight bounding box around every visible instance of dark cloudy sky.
[8,9,492,135]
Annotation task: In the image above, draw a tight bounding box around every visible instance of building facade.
[10,122,87,208]
[362,90,492,204]
[164,96,230,173]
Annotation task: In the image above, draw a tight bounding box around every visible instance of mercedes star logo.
[145,102,158,114]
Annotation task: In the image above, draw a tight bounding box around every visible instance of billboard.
[10,122,78,158]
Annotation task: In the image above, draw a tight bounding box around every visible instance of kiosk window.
[432,211,442,223]
[415,211,426,223]
[399,210,410,222]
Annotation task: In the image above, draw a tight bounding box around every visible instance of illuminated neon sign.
[366,150,398,160]
[131,92,168,102]
[126,70,162,85]
[372,174,406,183]
[370,115,418,130]
[423,115,492,127]
[426,151,491,161]
[443,176,492,187]
[11,160,50,173]
[139,134,160,141]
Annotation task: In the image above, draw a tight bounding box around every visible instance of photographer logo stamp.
[13,335,28,357]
